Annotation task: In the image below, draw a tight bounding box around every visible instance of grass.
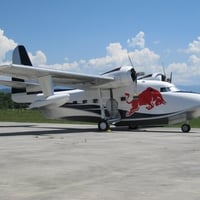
[190,117,200,128]
[0,109,67,123]
[172,117,200,128]
[0,109,200,127]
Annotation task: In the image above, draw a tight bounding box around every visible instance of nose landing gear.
[181,124,191,133]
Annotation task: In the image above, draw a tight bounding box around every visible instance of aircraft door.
[105,89,121,120]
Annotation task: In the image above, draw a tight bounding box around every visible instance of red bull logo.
[125,87,166,117]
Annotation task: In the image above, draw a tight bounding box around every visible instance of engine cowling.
[100,66,136,88]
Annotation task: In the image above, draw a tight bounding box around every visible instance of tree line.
[0,92,27,109]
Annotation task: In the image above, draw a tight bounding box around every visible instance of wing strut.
[98,88,105,119]
[38,75,54,97]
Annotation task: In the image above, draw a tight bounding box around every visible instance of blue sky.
[0,0,200,90]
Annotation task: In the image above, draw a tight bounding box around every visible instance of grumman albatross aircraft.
[0,45,200,132]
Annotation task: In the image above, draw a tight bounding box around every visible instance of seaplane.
[0,45,200,132]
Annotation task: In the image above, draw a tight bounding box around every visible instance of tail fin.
[12,45,32,66]
[12,45,32,94]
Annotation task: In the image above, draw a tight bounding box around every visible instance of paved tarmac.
[0,122,200,200]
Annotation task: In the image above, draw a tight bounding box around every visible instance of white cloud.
[0,30,159,75]
[188,54,200,65]
[28,50,47,66]
[127,31,145,49]
[128,48,160,72]
[0,28,46,67]
[167,62,188,74]
[48,61,82,72]
[166,61,200,85]
[87,43,128,72]
[187,36,200,55]
[32,33,160,76]
[0,29,17,62]
[106,43,127,57]
[86,43,160,74]
[161,35,200,85]
[0,29,200,87]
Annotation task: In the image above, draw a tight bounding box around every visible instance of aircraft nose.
[187,93,200,119]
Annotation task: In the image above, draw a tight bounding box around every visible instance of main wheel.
[98,120,110,131]
[181,124,191,133]
[128,124,138,130]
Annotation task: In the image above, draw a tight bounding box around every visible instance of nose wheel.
[98,119,110,131]
[181,124,191,133]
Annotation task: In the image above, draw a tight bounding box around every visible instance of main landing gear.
[98,119,110,131]
[181,123,191,133]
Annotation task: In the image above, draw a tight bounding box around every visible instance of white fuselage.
[13,79,200,127]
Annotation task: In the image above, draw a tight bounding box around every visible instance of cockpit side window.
[160,87,170,92]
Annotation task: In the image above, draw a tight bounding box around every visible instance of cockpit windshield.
[160,86,179,92]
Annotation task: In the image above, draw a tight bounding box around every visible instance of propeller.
[167,72,172,83]
[127,54,137,81]
[162,63,172,83]
[161,63,167,81]
[138,63,173,83]
[128,54,138,98]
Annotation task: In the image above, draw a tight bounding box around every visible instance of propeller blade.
[138,74,153,80]
[127,54,138,96]
[169,72,172,83]
[128,54,134,67]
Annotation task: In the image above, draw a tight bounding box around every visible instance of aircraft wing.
[0,79,39,88]
[0,64,114,87]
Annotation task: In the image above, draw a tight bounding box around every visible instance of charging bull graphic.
[125,87,166,117]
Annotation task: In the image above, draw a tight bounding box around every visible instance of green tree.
[0,92,28,109]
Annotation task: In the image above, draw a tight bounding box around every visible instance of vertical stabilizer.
[12,45,32,66]
[12,45,32,94]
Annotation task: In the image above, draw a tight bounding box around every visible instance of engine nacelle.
[101,66,136,88]
[29,93,69,109]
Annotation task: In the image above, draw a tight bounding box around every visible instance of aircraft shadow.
[0,125,98,137]
[0,124,197,136]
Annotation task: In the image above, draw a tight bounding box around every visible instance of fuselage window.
[121,97,126,101]
[93,99,98,103]
[82,100,87,104]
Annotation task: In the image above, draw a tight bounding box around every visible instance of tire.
[128,124,138,130]
[98,120,109,131]
[181,124,191,133]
